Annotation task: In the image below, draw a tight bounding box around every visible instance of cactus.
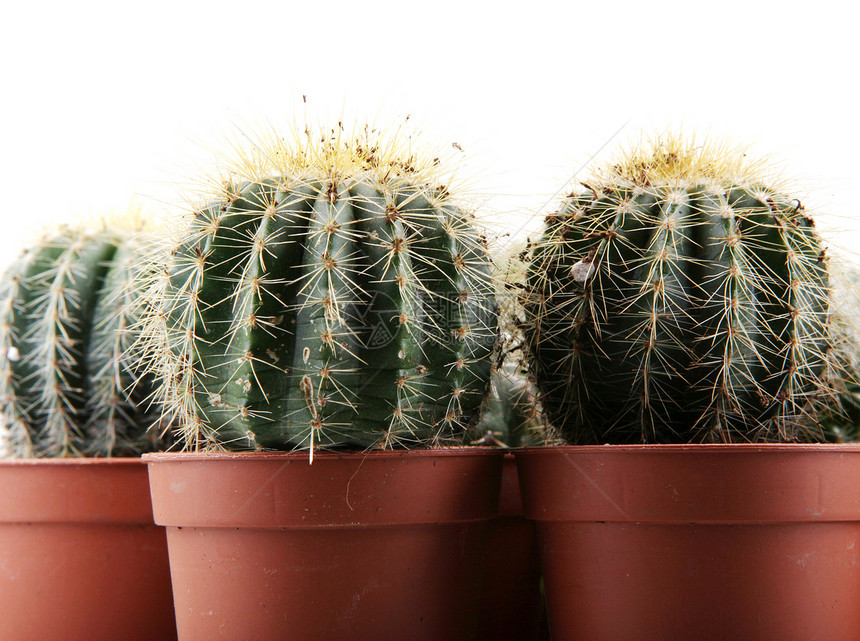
[138,126,497,452]
[807,263,860,442]
[473,359,547,447]
[813,319,860,443]
[0,225,162,457]
[522,135,833,444]
[473,254,548,447]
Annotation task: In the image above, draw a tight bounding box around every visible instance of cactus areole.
[524,137,832,444]
[144,129,497,452]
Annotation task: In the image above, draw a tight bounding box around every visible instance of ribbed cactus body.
[474,361,546,447]
[524,140,831,443]
[147,140,496,452]
[0,228,158,457]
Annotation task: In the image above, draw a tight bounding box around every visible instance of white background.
[1,0,856,266]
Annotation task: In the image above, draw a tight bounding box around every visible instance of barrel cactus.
[139,127,497,452]
[522,135,834,443]
[0,225,162,457]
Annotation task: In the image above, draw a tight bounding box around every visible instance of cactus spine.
[140,126,497,452]
[523,136,833,443]
[0,226,160,457]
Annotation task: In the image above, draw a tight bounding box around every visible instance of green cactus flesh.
[0,228,159,457]
[147,142,496,452]
[474,360,546,447]
[524,139,831,443]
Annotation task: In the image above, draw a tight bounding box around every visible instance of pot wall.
[146,449,504,641]
[0,459,177,641]
[516,444,860,641]
[476,454,547,641]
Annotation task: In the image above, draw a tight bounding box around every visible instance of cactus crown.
[596,134,771,187]
[523,134,833,444]
[208,123,449,189]
[0,223,163,457]
[139,124,498,453]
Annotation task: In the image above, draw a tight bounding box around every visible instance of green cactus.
[473,359,547,447]
[472,253,549,448]
[522,135,833,444]
[814,325,860,443]
[0,225,162,457]
[139,126,497,452]
[807,263,860,442]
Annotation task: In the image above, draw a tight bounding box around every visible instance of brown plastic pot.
[0,458,177,641]
[516,444,860,641]
[145,448,504,641]
[476,454,548,641]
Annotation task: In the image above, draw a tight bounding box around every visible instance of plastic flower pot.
[516,444,860,641]
[0,458,177,641]
[145,448,504,641]
[476,453,548,641]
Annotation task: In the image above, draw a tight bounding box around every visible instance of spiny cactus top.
[0,226,161,457]
[139,126,497,452]
[523,136,833,444]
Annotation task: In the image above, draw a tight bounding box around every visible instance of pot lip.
[0,456,145,467]
[514,442,860,454]
[0,456,155,524]
[146,446,504,528]
[143,446,503,463]
[514,443,860,524]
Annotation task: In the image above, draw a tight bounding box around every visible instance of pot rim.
[143,446,502,463]
[514,442,860,453]
[0,456,155,524]
[146,446,505,528]
[0,456,145,467]
[515,443,860,524]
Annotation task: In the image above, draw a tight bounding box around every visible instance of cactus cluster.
[0,226,162,457]
[138,127,498,452]
[3,127,853,455]
[522,136,835,444]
